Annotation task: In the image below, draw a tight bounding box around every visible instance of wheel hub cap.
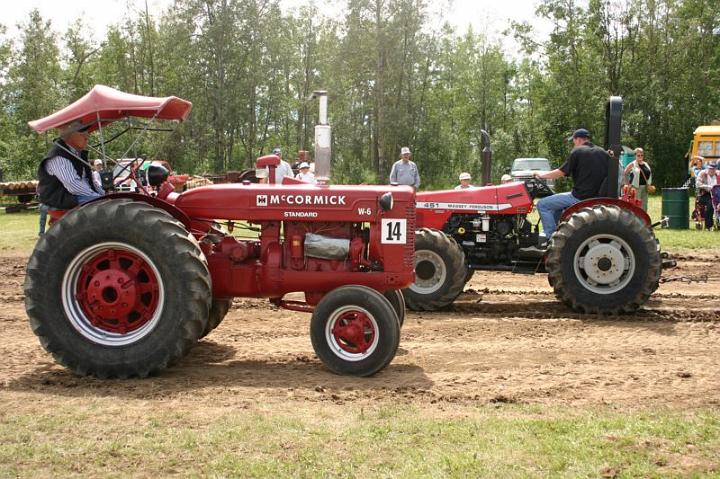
[325,306,379,361]
[63,243,164,345]
[574,235,635,295]
[410,250,447,294]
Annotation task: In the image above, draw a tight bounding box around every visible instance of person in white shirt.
[92,159,103,188]
[454,172,473,190]
[295,162,316,183]
[696,161,719,229]
[265,147,293,184]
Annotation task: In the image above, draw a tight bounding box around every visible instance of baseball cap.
[568,128,591,140]
[400,147,411,155]
[272,147,282,155]
[299,162,310,169]
[93,159,103,166]
[708,162,717,169]
[459,172,471,180]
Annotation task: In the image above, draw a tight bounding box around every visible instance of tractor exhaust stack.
[312,90,331,183]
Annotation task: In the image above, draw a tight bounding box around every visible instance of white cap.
[94,159,103,166]
[459,172,471,181]
[299,162,310,169]
[255,168,268,178]
[501,174,512,182]
[400,147,411,155]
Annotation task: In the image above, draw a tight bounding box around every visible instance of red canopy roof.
[28,85,193,133]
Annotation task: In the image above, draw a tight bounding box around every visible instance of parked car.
[510,157,554,189]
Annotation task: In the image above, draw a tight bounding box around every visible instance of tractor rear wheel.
[24,199,212,378]
[310,285,400,376]
[402,228,466,311]
[200,299,233,338]
[546,204,661,314]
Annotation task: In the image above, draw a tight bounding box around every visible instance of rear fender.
[560,198,651,226]
[83,192,193,231]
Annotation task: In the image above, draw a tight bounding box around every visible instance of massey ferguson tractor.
[25,85,414,378]
[403,97,674,314]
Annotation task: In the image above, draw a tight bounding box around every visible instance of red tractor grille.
[404,205,416,268]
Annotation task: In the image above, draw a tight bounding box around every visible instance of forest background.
[0,0,717,189]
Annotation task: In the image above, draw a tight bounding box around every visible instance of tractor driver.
[532,128,610,244]
[37,120,104,210]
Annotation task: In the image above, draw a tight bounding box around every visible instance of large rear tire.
[200,299,233,338]
[24,199,212,378]
[402,228,466,311]
[310,286,400,376]
[546,204,661,314]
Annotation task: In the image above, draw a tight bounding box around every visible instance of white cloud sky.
[1,0,551,51]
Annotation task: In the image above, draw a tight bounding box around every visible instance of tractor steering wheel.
[525,176,554,199]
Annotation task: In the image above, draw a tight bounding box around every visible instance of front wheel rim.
[410,250,447,294]
[325,306,379,361]
[62,242,165,346]
[572,234,636,295]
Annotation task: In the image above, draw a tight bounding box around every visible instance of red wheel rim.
[330,309,377,354]
[74,248,161,335]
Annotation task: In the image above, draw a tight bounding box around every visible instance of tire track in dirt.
[2,253,719,408]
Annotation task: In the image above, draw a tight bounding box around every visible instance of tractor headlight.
[379,192,394,211]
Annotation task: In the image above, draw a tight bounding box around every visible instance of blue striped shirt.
[45,148,104,197]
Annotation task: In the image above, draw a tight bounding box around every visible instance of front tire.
[24,199,212,378]
[546,204,661,314]
[383,289,406,326]
[310,286,400,376]
[402,228,466,311]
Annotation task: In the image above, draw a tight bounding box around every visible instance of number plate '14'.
[380,219,407,244]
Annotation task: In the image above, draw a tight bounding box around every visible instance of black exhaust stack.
[604,96,623,197]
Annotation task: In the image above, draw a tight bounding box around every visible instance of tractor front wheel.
[402,228,466,311]
[383,289,406,327]
[546,204,661,314]
[24,199,212,378]
[311,286,400,376]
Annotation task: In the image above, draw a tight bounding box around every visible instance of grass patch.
[0,193,717,255]
[0,402,718,477]
[0,211,40,255]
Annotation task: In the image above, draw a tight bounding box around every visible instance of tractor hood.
[415,182,532,230]
[174,182,415,222]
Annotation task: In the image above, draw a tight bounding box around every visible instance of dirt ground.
[1,252,719,409]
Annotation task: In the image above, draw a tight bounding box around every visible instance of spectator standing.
[295,162,316,183]
[38,202,49,236]
[690,155,705,179]
[389,147,420,190]
[696,161,718,230]
[92,159,103,189]
[454,172,473,190]
[266,147,293,184]
[623,147,653,211]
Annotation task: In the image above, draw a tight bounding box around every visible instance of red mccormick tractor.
[25,85,414,378]
[403,97,673,314]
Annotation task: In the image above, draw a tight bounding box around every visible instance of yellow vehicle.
[688,125,720,176]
